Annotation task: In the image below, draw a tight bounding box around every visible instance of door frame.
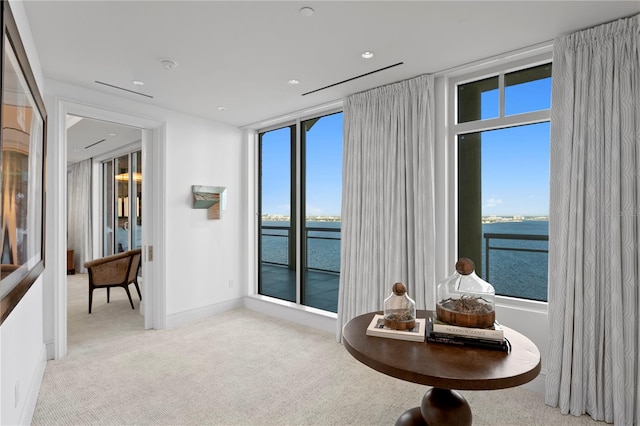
[48,97,166,359]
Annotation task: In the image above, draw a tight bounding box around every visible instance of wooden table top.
[342,310,541,390]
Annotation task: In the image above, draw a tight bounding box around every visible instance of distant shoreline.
[262,215,549,223]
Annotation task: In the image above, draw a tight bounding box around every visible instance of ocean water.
[261,220,549,302]
[479,221,548,302]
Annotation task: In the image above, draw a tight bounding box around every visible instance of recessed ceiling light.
[108,133,117,137]
[299,7,314,17]
[132,80,144,86]
[361,51,374,59]
[288,79,300,85]
[217,106,226,111]
[160,59,178,71]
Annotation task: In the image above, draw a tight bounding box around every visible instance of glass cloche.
[383,282,416,330]
[436,258,495,328]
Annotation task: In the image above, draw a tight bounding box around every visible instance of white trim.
[244,295,337,334]
[246,129,259,297]
[522,373,546,394]
[49,97,167,358]
[47,98,69,359]
[144,126,167,330]
[166,298,244,329]
[495,295,548,314]
[20,344,47,425]
[435,41,553,78]
[454,110,552,135]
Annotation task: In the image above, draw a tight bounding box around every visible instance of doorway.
[66,117,144,348]
[49,98,166,360]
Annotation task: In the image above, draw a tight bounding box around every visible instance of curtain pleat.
[336,74,436,341]
[545,14,640,425]
[68,159,93,273]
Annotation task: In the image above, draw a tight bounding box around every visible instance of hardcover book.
[426,317,510,352]
[366,314,426,342]
[431,313,504,341]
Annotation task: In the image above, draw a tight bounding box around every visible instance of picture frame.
[0,1,47,324]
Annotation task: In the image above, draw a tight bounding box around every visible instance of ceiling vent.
[302,62,404,96]
[84,139,106,149]
[95,81,154,98]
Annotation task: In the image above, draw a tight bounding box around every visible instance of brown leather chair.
[84,248,142,314]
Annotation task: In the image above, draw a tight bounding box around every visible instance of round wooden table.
[342,310,541,426]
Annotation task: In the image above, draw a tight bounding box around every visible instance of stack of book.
[366,314,426,342]
[426,314,510,352]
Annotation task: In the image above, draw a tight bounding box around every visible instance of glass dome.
[436,258,495,328]
[383,282,416,330]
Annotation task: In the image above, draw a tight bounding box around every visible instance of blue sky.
[479,77,551,216]
[261,112,343,217]
[261,76,551,218]
[476,122,550,216]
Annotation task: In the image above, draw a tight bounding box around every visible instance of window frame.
[446,51,552,307]
[256,108,343,314]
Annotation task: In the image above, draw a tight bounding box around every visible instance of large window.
[452,60,551,301]
[258,112,342,312]
[102,150,142,256]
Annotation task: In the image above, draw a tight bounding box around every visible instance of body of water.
[261,220,549,302]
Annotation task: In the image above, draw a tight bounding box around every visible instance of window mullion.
[499,73,505,118]
[453,110,551,135]
[295,120,302,306]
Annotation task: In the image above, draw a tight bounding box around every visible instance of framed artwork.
[0,1,47,324]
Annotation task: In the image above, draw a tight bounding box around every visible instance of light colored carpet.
[31,274,602,425]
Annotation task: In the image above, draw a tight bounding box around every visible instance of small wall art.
[192,185,226,220]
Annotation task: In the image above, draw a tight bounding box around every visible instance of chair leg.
[133,280,142,301]
[124,286,135,309]
[107,287,110,303]
[89,287,93,314]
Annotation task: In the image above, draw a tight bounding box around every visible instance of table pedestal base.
[395,388,472,426]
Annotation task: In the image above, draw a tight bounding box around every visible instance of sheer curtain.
[68,159,93,274]
[336,74,436,341]
[545,15,640,425]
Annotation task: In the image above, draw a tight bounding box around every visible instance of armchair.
[84,248,142,314]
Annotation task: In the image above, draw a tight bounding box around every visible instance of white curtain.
[68,159,93,274]
[545,15,640,425]
[336,74,436,341]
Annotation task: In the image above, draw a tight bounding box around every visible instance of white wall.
[2,0,248,417]
[0,2,48,424]
[43,79,248,336]
[0,279,47,425]
[163,111,247,319]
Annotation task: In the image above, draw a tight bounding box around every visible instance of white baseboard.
[521,370,545,394]
[244,295,337,335]
[165,298,244,328]
[45,339,55,361]
[22,344,47,426]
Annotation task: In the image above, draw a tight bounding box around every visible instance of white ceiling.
[21,1,640,162]
[66,116,141,165]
